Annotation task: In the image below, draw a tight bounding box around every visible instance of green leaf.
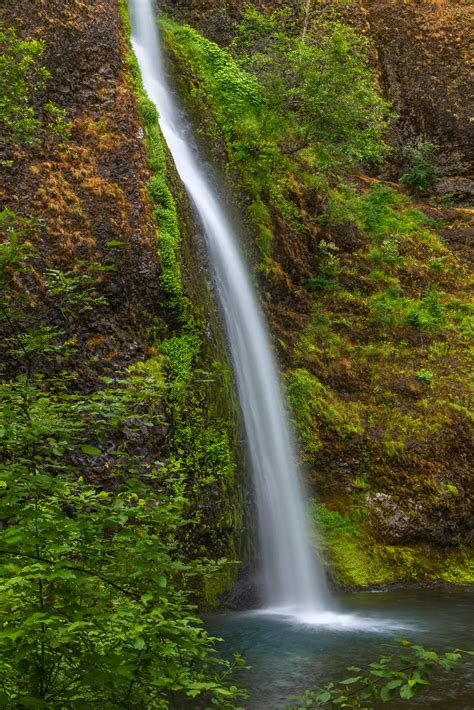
[400,683,415,700]
[340,676,363,685]
[316,691,332,703]
[409,678,429,687]
[380,679,403,701]
[445,652,461,662]
[81,444,102,456]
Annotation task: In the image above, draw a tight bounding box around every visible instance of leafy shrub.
[400,142,439,193]
[163,11,392,262]
[381,237,401,264]
[139,96,159,126]
[290,639,473,708]
[307,240,340,292]
[0,375,245,708]
[44,267,108,318]
[232,8,392,171]
[416,369,434,384]
[357,184,431,240]
[248,198,271,226]
[404,290,445,330]
[370,288,445,331]
[0,26,69,144]
[256,224,273,259]
[0,213,246,708]
[427,256,447,272]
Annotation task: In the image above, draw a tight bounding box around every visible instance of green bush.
[416,368,434,384]
[370,288,445,331]
[232,8,392,171]
[0,26,68,144]
[163,10,392,260]
[307,240,340,292]
[0,375,245,708]
[400,142,439,193]
[0,213,246,708]
[139,96,159,126]
[358,184,430,240]
[290,640,473,708]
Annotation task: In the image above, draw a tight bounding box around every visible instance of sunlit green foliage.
[325,183,432,238]
[416,368,434,384]
[162,15,284,199]
[0,209,247,707]
[163,9,392,260]
[232,7,392,171]
[289,640,473,708]
[307,240,340,292]
[369,287,446,331]
[0,26,68,144]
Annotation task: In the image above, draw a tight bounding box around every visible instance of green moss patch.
[119,1,185,312]
[312,503,474,588]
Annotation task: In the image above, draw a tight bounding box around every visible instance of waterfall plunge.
[128,0,330,616]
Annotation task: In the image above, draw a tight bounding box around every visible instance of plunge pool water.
[207,587,474,709]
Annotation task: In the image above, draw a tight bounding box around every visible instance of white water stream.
[129,0,330,616]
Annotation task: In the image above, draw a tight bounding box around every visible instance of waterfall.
[128,0,330,615]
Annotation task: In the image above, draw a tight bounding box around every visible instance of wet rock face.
[6,2,120,108]
[435,177,474,201]
[161,0,292,43]
[366,491,473,547]
[220,560,264,610]
[366,1,473,184]
[1,0,164,384]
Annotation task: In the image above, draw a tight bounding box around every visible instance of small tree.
[400,142,439,193]
[0,26,68,144]
[232,7,392,172]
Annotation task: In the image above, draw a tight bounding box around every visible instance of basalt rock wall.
[1,0,246,604]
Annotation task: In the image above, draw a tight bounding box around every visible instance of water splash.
[128,0,330,615]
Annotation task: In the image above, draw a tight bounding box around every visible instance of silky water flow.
[128,0,330,618]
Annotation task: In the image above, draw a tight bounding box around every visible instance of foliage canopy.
[0,212,246,708]
[232,6,392,171]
